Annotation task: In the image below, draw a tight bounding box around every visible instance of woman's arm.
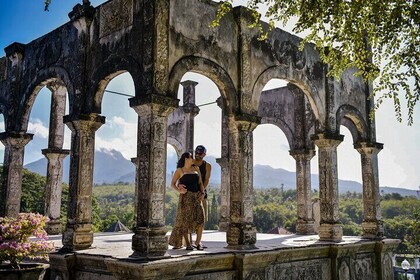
[170,169,185,193]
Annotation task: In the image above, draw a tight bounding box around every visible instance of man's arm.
[203,163,212,189]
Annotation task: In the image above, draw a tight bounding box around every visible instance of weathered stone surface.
[62,114,105,250]
[42,149,70,235]
[0,132,33,217]
[313,133,344,242]
[290,149,316,235]
[48,233,399,280]
[355,142,384,239]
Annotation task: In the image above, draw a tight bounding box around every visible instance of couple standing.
[169,145,212,250]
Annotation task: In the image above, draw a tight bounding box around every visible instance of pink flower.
[0,213,54,268]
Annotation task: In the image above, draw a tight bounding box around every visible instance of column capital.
[289,149,315,160]
[312,133,343,148]
[64,113,105,132]
[216,157,229,167]
[231,113,261,131]
[130,94,179,117]
[354,142,383,155]
[42,148,70,159]
[46,80,66,92]
[0,132,33,147]
[131,157,139,167]
[180,80,198,87]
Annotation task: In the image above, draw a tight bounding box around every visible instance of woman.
[169,152,205,250]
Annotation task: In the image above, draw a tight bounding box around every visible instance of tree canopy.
[215,0,419,124]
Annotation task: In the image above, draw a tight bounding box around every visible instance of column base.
[362,221,384,239]
[318,223,343,242]
[62,223,93,251]
[131,227,168,258]
[226,222,257,250]
[46,219,62,235]
[296,220,316,235]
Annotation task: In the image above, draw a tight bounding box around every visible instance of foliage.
[253,188,297,232]
[20,169,47,214]
[0,213,54,269]
[403,206,420,256]
[214,0,420,124]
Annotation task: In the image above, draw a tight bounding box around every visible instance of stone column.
[43,83,69,234]
[61,114,104,251]
[0,132,33,217]
[216,157,230,231]
[290,149,316,235]
[181,80,199,153]
[313,133,344,242]
[226,115,259,249]
[42,150,69,234]
[130,95,177,258]
[217,97,230,231]
[355,142,384,239]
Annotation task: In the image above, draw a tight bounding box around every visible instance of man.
[193,145,211,249]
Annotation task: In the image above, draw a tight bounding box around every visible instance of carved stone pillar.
[61,114,104,251]
[226,115,259,249]
[216,157,230,231]
[355,142,384,239]
[181,80,199,153]
[43,83,69,234]
[290,149,316,235]
[217,97,230,231]
[0,132,33,217]
[130,95,177,258]
[42,149,69,234]
[313,133,343,242]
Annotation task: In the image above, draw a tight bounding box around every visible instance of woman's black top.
[179,173,200,193]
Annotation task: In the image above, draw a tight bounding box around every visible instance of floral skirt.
[168,191,204,247]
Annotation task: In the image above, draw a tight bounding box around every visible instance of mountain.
[24,150,419,197]
[25,148,135,184]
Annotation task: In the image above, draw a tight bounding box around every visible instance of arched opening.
[337,125,363,236]
[93,72,137,232]
[172,72,222,232]
[254,78,318,235]
[25,85,70,166]
[22,82,71,234]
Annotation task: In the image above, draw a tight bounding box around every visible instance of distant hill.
[24,148,135,184]
[24,149,419,197]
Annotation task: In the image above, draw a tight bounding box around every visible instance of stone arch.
[167,137,182,158]
[19,66,73,132]
[259,119,294,150]
[91,55,142,114]
[251,66,323,122]
[168,56,237,114]
[336,104,368,144]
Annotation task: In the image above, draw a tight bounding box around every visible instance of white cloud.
[95,116,137,160]
[27,119,49,139]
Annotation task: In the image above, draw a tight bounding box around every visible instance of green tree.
[214,0,419,124]
[403,206,420,255]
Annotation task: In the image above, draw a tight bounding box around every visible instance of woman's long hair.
[177,152,192,168]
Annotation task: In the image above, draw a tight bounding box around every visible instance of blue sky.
[0,0,419,190]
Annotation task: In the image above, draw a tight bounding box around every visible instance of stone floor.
[46,230,364,259]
